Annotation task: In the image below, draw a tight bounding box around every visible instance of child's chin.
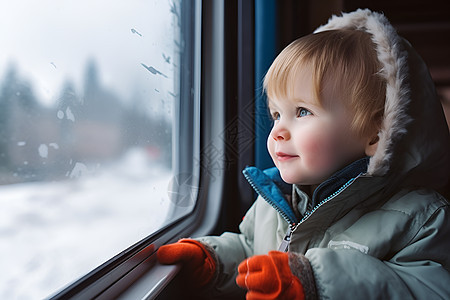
[279,173,298,185]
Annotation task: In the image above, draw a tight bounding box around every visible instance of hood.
[315,9,450,194]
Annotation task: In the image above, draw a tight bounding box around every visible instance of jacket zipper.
[298,176,358,224]
[244,169,360,252]
[281,176,360,252]
[278,224,294,252]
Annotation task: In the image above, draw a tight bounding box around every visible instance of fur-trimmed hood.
[315,9,450,194]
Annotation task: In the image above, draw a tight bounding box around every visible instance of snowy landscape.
[0,149,173,299]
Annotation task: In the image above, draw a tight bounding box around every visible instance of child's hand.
[157,239,216,287]
[236,251,304,300]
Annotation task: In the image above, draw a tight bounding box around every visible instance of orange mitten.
[157,239,216,287]
[236,251,304,300]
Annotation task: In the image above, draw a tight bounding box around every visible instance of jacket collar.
[243,157,370,225]
[311,157,369,208]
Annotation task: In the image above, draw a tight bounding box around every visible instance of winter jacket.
[198,9,450,299]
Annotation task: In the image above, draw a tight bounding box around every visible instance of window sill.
[116,263,180,300]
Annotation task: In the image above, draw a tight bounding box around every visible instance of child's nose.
[271,125,290,141]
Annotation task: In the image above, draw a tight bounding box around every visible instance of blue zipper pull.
[278,224,293,252]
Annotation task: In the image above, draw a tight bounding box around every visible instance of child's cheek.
[301,132,337,170]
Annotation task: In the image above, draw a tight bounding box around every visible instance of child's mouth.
[275,152,298,161]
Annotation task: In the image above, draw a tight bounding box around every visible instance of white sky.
[0,0,179,106]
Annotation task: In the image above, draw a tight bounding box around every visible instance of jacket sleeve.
[195,200,257,298]
[306,204,450,299]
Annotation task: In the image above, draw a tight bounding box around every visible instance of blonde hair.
[264,29,386,138]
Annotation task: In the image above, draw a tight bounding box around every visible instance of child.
[158,9,450,299]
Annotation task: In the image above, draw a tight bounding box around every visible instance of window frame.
[110,0,257,297]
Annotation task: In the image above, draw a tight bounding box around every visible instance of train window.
[0,0,199,298]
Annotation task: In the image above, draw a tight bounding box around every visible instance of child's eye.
[271,111,280,121]
[296,107,312,118]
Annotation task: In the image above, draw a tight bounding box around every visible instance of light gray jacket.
[199,9,450,299]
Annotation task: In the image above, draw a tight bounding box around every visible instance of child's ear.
[365,135,379,157]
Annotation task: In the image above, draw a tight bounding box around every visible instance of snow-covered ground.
[0,148,173,299]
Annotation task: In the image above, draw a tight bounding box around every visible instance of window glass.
[0,0,198,298]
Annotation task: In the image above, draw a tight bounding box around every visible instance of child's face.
[267,66,368,186]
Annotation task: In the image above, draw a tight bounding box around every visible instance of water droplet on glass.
[38,144,48,158]
[66,107,75,122]
[57,110,64,119]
